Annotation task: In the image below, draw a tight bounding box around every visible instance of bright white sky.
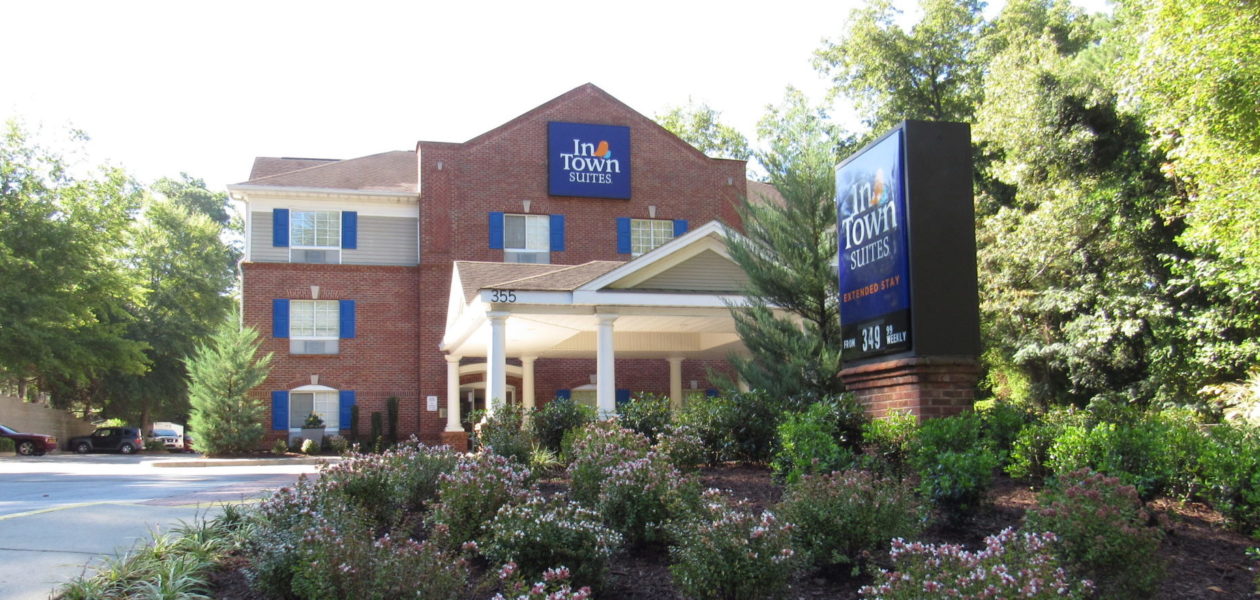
[2,0,1110,191]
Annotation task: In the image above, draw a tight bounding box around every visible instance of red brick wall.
[242,262,422,443]
[839,357,980,420]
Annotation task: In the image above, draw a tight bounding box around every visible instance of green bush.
[1198,422,1260,534]
[910,412,999,518]
[484,496,621,590]
[315,441,460,530]
[677,390,783,464]
[530,396,596,453]
[617,392,672,443]
[859,409,918,475]
[0,436,16,453]
[860,529,1091,599]
[1043,411,1195,500]
[1025,469,1164,599]
[1005,421,1061,482]
[976,399,1031,464]
[428,452,532,548]
[772,401,855,484]
[475,402,533,465]
[778,469,924,575]
[565,420,650,505]
[669,493,797,600]
[654,423,706,472]
[596,452,701,547]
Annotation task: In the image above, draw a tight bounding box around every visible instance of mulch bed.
[208,465,1259,599]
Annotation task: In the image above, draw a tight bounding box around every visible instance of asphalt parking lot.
[0,453,323,600]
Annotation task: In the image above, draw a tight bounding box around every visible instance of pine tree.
[724,142,845,403]
[186,314,273,455]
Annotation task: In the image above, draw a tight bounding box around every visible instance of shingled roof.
[239,151,417,194]
[453,261,625,302]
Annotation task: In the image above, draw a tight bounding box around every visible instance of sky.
[2,0,1110,191]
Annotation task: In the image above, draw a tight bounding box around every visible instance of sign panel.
[837,129,912,361]
[548,121,631,199]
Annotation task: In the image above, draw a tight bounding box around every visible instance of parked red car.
[0,423,58,456]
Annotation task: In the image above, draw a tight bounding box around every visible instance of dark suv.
[69,427,146,454]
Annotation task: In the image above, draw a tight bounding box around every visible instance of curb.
[151,457,340,468]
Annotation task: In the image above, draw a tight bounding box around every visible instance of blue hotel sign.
[548,121,631,199]
[837,129,912,361]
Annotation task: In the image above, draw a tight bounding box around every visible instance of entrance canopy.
[439,221,752,420]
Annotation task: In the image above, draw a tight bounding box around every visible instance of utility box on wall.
[836,121,981,418]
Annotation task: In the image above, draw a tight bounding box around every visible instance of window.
[290,300,339,354]
[504,214,550,263]
[631,219,675,256]
[289,391,339,430]
[291,210,340,263]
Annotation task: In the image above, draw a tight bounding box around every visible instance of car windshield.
[0,424,15,434]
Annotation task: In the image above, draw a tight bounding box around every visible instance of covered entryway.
[439,221,754,431]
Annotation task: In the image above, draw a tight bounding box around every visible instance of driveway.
[0,453,322,600]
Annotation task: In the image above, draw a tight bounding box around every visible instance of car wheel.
[16,441,35,456]
[75,442,91,454]
[119,443,135,454]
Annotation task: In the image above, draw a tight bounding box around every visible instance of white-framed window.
[631,219,675,256]
[289,390,339,430]
[290,300,339,355]
[291,210,341,263]
[504,214,550,264]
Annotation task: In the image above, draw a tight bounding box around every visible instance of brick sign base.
[840,356,980,420]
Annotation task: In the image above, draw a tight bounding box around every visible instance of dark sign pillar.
[835,121,980,420]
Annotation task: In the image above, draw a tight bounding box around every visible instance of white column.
[668,356,684,413]
[596,313,618,418]
[486,311,509,417]
[445,355,463,432]
[521,356,537,412]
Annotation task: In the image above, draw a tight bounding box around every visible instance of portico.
[439,221,753,429]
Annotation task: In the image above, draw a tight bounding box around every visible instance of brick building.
[231,83,769,448]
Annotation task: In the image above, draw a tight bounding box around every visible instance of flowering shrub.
[1026,468,1164,599]
[596,452,701,547]
[531,397,596,454]
[772,401,855,484]
[428,452,532,548]
[859,529,1092,599]
[289,508,468,600]
[476,402,533,465]
[491,563,592,600]
[669,491,797,600]
[910,411,1000,519]
[483,497,621,589]
[654,423,706,472]
[316,440,459,529]
[778,469,924,574]
[565,420,650,505]
[618,393,673,443]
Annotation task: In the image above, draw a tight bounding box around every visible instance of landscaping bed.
[199,464,1256,600]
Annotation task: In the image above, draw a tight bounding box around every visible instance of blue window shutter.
[673,219,689,237]
[489,212,504,249]
[616,388,631,407]
[339,300,356,339]
[339,390,356,430]
[273,209,289,247]
[272,299,290,338]
[341,211,357,249]
[550,214,565,252]
[616,217,632,254]
[271,391,289,430]
[706,388,718,397]
[555,389,571,400]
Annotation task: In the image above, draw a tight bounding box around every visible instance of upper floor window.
[631,219,675,256]
[504,214,550,264]
[292,211,341,248]
[273,298,355,355]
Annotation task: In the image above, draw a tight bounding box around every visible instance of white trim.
[228,184,418,201]
[580,221,733,291]
[292,384,338,393]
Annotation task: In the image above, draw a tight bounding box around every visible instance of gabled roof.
[249,157,339,180]
[236,150,417,194]
[451,261,624,302]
